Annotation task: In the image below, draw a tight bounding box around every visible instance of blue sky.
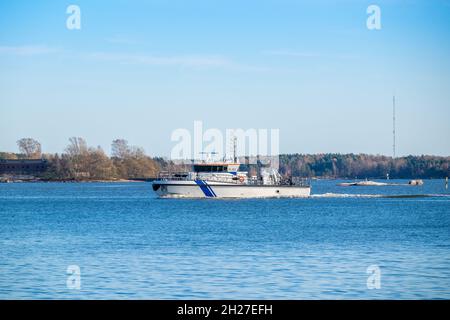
[1,0,449,157]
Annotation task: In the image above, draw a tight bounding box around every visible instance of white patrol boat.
[152,161,311,199]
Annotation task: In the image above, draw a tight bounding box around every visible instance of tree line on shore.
[1,138,162,181]
[279,153,449,179]
[1,138,449,180]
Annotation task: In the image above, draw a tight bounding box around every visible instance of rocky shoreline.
[0,176,151,183]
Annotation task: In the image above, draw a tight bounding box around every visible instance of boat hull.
[152,180,311,198]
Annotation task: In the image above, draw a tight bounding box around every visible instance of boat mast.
[393,95,396,159]
[233,136,237,163]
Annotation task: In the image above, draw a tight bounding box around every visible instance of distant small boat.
[338,180,388,187]
[338,179,425,187]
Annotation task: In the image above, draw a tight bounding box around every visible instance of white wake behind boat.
[152,162,310,199]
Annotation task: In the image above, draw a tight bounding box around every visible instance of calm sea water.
[0,179,449,299]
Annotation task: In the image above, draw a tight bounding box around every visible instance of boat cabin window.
[193,165,228,172]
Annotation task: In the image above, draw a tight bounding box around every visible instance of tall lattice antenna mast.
[233,136,237,163]
[393,95,396,159]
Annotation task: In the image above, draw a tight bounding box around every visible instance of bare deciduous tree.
[17,138,41,159]
[111,139,131,159]
[65,137,88,156]
[111,139,158,179]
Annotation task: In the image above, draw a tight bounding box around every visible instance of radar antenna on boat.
[199,151,218,163]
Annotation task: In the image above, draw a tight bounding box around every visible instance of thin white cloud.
[0,44,272,71]
[262,49,357,60]
[87,52,277,72]
[0,45,60,55]
[0,44,233,68]
[262,50,324,58]
[88,52,234,67]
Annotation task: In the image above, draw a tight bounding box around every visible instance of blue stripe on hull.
[204,181,217,197]
[195,180,215,197]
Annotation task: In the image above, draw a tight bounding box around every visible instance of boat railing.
[157,171,189,181]
[291,177,310,187]
[157,171,310,187]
